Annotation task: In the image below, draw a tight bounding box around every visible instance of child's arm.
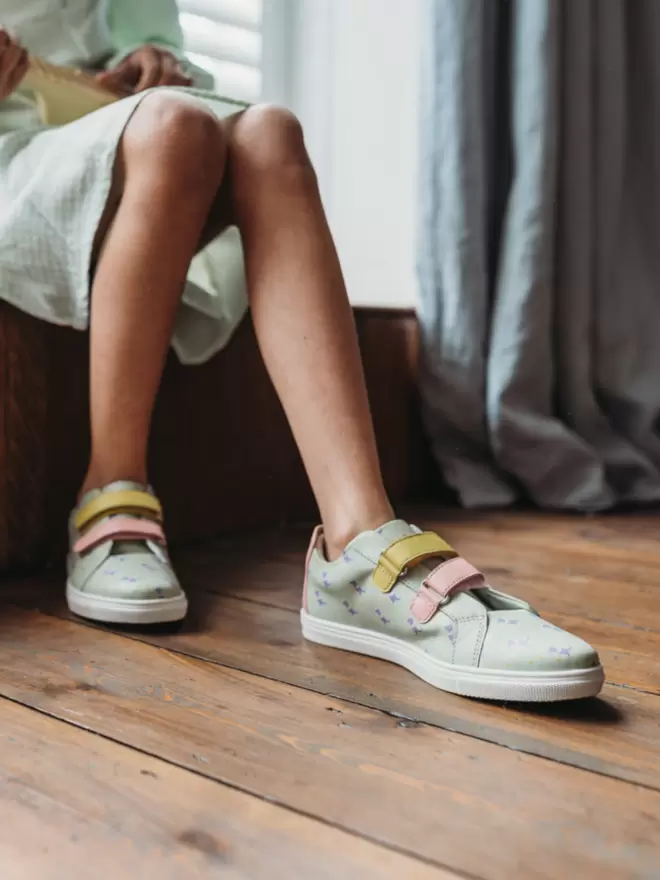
[105,0,214,90]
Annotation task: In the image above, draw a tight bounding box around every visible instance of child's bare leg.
[226,107,394,558]
[81,94,227,494]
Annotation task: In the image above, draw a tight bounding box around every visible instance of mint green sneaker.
[67,481,187,625]
[301,520,604,702]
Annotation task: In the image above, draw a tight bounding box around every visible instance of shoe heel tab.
[303,525,325,611]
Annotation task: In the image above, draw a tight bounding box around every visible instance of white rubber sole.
[67,582,188,625]
[301,610,605,702]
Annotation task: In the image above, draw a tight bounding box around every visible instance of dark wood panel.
[0,606,658,880]
[0,697,442,880]
[0,306,47,569]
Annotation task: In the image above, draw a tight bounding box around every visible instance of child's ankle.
[78,467,148,502]
[323,509,395,561]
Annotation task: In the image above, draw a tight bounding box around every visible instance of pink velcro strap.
[410,557,485,624]
[73,517,167,555]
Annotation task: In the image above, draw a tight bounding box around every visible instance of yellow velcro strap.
[373,532,456,592]
[75,490,163,533]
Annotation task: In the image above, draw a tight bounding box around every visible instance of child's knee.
[123,92,226,190]
[231,104,313,176]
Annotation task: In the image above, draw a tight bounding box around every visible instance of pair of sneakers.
[68,481,605,703]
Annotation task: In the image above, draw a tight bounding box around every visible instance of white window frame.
[288,0,423,308]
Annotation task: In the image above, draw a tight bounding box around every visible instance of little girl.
[0,0,604,702]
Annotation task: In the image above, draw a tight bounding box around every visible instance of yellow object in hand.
[22,56,122,126]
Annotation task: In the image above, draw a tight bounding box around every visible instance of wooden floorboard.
[0,606,658,879]
[10,578,660,789]
[5,512,660,791]
[0,696,446,880]
[3,511,660,877]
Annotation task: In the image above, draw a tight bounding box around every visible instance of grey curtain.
[418,0,660,509]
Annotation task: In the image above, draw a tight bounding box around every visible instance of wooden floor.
[1,510,660,879]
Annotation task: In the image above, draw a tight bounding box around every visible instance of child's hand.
[0,28,28,102]
[96,46,193,95]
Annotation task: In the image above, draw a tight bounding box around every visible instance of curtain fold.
[418,0,660,509]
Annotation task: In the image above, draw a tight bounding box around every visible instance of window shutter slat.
[178,0,262,101]
[178,0,261,31]
[181,14,261,68]
[186,53,260,103]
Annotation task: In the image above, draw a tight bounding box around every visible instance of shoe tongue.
[374,519,420,542]
[104,479,151,494]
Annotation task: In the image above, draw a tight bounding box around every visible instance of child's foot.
[302,520,604,702]
[67,481,187,625]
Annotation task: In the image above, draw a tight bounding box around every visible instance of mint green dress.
[0,0,248,364]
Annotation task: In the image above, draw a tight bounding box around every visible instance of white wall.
[290,0,424,308]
